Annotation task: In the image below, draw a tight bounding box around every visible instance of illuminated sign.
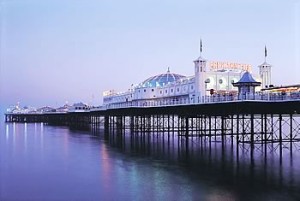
[209,61,252,72]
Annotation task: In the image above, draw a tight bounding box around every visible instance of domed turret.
[138,69,185,88]
[233,71,261,100]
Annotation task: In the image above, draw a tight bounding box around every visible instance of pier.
[5,100,300,147]
[5,42,300,149]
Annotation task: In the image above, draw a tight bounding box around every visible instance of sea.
[1,121,300,201]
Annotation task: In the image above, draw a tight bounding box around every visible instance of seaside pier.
[5,100,300,148]
[4,45,300,151]
[92,101,300,145]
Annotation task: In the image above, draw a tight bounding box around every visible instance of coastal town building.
[102,42,264,108]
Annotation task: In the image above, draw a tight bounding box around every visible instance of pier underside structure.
[5,101,300,146]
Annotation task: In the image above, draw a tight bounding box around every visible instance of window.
[191,85,194,90]
[205,78,210,83]
[177,88,180,92]
[151,89,154,92]
[144,89,146,92]
[160,91,162,94]
[171,89,173,92]
[165,90,168,93]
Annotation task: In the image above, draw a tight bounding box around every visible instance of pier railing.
[104,92,300,110]
[4,92,300,113]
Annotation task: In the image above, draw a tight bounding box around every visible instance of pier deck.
[4,100,300,146]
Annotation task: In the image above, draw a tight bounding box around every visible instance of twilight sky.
[0,0,299,109]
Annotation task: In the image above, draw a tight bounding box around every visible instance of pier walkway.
[5,99,300,147]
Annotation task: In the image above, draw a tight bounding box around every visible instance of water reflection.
[101,128,300,200]
[5,124,9,140]
[24,123,27,151]
[12,122,16,146]
[2,123,300,201]
[40,123,44,149]
[4,123,47,154]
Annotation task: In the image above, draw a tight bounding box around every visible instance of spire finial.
[264,45,267,62]
[167,67,170,73]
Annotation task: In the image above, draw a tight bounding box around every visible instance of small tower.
[194,39,207,102]
[233,71,261,100]
[258,46,272,89]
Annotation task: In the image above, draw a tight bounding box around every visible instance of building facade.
[103,44,264,108]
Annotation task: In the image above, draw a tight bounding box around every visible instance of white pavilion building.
[102,42,268,108]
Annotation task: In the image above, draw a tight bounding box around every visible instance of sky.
[0,0,300,110]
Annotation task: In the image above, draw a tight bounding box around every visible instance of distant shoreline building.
[102,41,266,108]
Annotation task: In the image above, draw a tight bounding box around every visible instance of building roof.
[194,55,206,62]
[259,61,271,66]
[73,102,88,107]
[37,106,55,112]
[261,84,300,92]
[233,71,261,86]
[138,72,186,88]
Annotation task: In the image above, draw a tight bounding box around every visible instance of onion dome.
[138,69,186,88]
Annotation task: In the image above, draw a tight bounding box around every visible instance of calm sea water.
[1,122,300,201]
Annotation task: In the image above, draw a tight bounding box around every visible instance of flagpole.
[200,39,203,57]
[265,45,267,62]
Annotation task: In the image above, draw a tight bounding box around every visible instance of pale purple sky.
[0,0,299,109]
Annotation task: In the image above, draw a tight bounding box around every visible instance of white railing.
[102,92,300,110]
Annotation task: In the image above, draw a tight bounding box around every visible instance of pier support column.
[279,114,283,145]
[185,117,189,138]
[236,114,240,144]
[279,114,283,163]
[261,114,264,144]
[290,114,293,143]
[271,114,274,141]
[103,115,109,140]
[167,115,170,133]
[242,115,245,143]
[172,115,175,134]
[214,116,217,141]
[250,114,254,146]
[231,115,234,143]
[221,116,225,143]
[130,116,134,133]
[208,116,212,143]
[264,114,267,143]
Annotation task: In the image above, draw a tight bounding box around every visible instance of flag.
[200,39,203,53]
[265,45,267,58]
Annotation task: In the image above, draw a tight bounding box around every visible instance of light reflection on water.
[5,124,9,140]
[24,123,27,151]
[1,122,300,201]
